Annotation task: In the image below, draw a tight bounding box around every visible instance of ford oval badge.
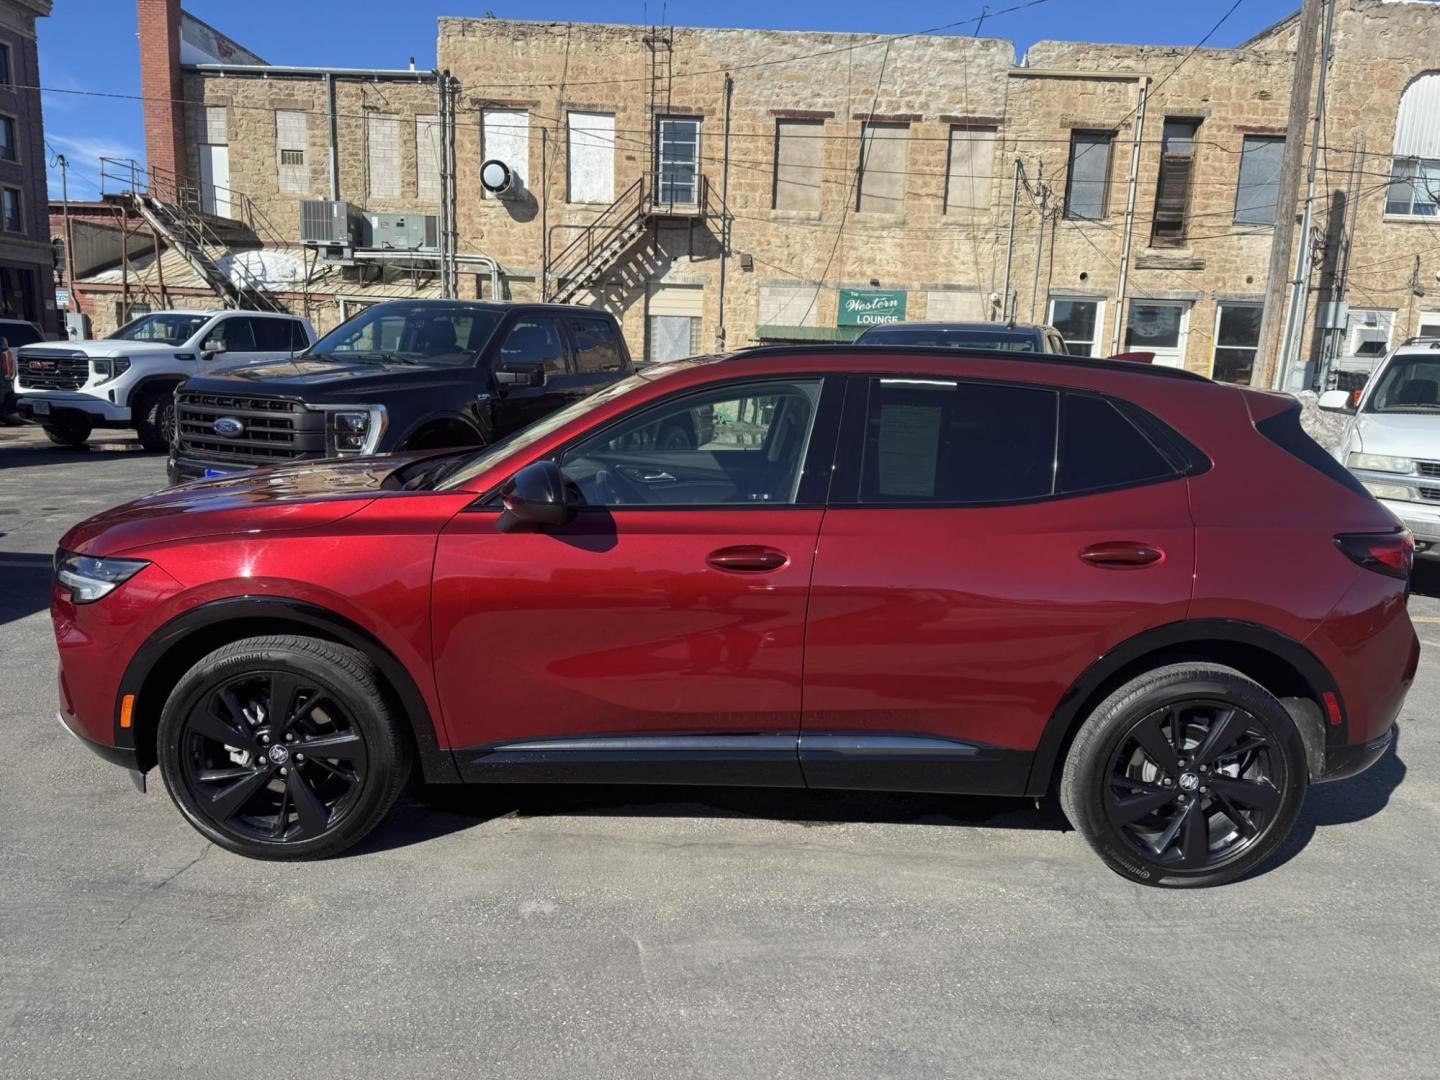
[213,416,245,438]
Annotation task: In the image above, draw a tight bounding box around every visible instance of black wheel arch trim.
[396,409,487,451]
[1025,619,1343,797]
[115,596,460,783]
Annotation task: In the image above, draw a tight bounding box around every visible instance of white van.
[1321,339,1440,553]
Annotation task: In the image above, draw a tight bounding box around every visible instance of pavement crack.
[113,843,213,933]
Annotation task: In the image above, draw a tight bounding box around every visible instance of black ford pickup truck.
[168,300,633,484]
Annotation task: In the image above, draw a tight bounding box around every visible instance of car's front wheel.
[1060,663,1307,888]
[156,635,411,859]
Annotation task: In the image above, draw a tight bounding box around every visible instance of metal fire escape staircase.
[101,158,290,313]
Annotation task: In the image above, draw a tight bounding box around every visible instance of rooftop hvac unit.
[360,212,439,251]
[300,200,358,247]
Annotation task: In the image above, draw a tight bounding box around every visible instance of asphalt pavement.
[1,423,1437,1080]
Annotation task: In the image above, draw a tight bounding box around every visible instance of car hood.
[1352,412,1440,459]
[187,355,474,397]
[16,340,180,358]
[58,455,413,557]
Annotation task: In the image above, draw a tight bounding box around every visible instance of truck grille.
[16,350,89,391]
[1419,486,1440,502]
[175,390,327,465]
[1417,461,1440,478]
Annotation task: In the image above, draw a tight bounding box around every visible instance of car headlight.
[54,550,149,603]
[91,357,132,384]
[1347,452,1415,474]
[324,405,387,455]
[1362,481,1413,502]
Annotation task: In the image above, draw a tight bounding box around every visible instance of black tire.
[1059,663,1308,888]
[156,635,412,860]
[43,421,91,447]
[133,389,176,452]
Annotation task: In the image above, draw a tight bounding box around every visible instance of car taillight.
[1,348,12,380]
[1351,388,1363,408]
[1335,531,1414,580]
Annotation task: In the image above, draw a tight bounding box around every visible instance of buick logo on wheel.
[213,416,245,438]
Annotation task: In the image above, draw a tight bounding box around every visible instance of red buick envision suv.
[51,347,1416,886]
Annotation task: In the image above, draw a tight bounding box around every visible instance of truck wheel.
[43,421,92,448]
[134,390,177,452]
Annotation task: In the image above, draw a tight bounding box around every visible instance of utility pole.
[1276,0,1336,391]
[1256,0,1324,388]
[58,154,74,315]
[1028,163,1047,324]
[1001,158,1022,322]
[1111,77,1149,355]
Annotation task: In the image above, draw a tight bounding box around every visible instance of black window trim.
[470,373,846,512]
[828,373,1208,509]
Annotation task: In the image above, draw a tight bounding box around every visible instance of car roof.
[863,321,1051,332]
[363,299,611,315]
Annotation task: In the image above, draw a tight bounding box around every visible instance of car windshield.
[1366,354,1440,412]
[435,371,661,491]
[859,326,1041,351]
[108,313,210,345]
[310,303,502,367]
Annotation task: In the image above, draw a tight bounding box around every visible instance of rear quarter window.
[1256,404,1370,497]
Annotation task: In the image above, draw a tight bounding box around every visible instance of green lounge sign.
[838,289,907,326]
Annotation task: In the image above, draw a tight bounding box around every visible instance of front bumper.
[16,391,131,427]
[55,708,141,773]
[1318,724,1396,784]
[167,452,265,484]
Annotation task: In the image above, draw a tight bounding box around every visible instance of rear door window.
[858,377,1058,504]
[251,317,296,351]
[569,317,625,373]
[499,317,571,376]
[212,317,257,352]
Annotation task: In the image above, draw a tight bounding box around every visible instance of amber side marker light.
[119,694,135,729]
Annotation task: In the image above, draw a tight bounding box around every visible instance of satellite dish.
[481,158,514,196]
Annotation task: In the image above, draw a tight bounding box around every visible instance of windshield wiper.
[346,351,422,366]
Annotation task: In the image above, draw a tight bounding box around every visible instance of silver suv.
[14,309,317,450]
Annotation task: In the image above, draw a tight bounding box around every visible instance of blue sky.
[39,0,1300,202]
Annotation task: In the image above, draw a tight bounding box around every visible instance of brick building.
[89,0,1440,384]
[0,0,54,333]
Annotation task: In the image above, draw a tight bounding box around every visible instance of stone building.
[0,0,55,333]
[83,0,1440,384]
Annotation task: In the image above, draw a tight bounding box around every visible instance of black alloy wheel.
[157,636,410,859]
[1061,663,1307,887]
[179,670,368,844]
[1103,701,1285,871]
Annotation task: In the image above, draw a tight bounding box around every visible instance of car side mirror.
[1108,351,1155,364]
[202,337,227,356]
[495,359,545,388]
[1318,389,1356,413]
[497,460,571,532]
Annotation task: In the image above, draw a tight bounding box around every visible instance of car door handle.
[706,546,789,573]
[1079,541,1165,568]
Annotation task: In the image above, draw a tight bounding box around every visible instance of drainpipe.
[435,70,451,299]
[325,73,340,201]
[1110,76,1148,356]
[1001,158,1022,322]
[717,73,733,350]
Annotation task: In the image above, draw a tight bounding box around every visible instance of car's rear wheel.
[43,420,91,447]
[134,390,176,452]
[1060,663,1307,888]
[156,635,411,860]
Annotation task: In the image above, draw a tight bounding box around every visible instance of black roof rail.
[724,343,1213,383]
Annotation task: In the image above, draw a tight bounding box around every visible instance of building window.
[1064,130,1113,220]
[656,117,700,205]
[416,114,443,201]
[0,115,15,163]
[275,110,308,196]
[1387,73,1440,216]
[1048,297,1104,357]
[1418,313,1440,339]
[2,187,21,232]
[1343,308,1395,359]
[0,44,11,87]
[648,315,701,363]
[1385,158,1440,217]
[1234,135,1285,225]
[366,114,402,199]
[773,119,822,212]
[1125,301,1190,368]
[481,109,530,199]
[567,112,615,204]
[944,126,996,215]
[1150,119,1199,246]
[856,122,908,214]
[1212,303,1263,385]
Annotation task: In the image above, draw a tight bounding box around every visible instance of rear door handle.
[1079,541,1165,568]
[706,545,789,573]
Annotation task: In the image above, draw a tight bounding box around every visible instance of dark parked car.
[857,320,1069,353]
[0,317,48,422]
[53,344,1415,887]
[168,300,632,483]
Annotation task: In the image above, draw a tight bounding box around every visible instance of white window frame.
[1046,296,1106,357]
[1210,302,1263,385]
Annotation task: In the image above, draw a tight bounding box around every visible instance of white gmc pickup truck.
[13,308,317,450]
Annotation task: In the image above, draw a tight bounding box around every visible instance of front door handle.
[706,545,789,573]
[1079,541,1165,569]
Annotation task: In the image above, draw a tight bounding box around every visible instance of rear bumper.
[1377,497,1440,545]
[1318,724,1396,783]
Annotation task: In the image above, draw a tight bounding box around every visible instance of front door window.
[657,117,700,205]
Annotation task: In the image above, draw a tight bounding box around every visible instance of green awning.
[755,324,866,343]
